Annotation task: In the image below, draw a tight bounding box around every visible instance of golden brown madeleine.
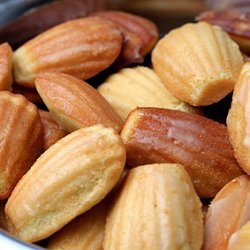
[152,22,243,106]
[5,125,126,242]
[104,163,203,250]
[48,201,108,250]
[121,108,243,198]
[91,11,159,67]
[13,16,123,88]
[0,0,106,48]
[227,63,250,173]
[228,221,250,250]
[198,10,250,52]
[35,72,123,133]
[0,91,43,199]
[38,110,67,150]
[0,43,13,91]
[204,175,250,250]
[98,66,201,121]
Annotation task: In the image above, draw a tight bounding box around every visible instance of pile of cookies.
[0,0,250,249]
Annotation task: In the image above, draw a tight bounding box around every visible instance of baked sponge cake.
[98,66,201,121]
[227,62,250,173]
[152,22,243,106]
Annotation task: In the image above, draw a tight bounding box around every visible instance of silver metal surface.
[0,0,45,26]
[0,229,45,249]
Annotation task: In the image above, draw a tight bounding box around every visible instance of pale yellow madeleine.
[35,72,123,133]
[228,220,250,250]
[5,125,126,242]
[0,43,13,90]
[104,163,203,250]
[227,63,250,173]
[13,16,122,88]
[48,201,107,250]
[98,66,200,121]
[204,175,250,250]
[152,22,243,106]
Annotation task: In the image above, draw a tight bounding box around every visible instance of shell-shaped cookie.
[5,125,126,242]
[48,201,107,250]
[204,175,250,250]
[103,163,203,250]
[152,22,243,106]
[121,108,243,198]
[0,91,43,199]
[35,72,123,133]
[98,66,200,121]
[227,63,250,173]
[91,11,159,67]
[13,16,122,88]
[198,10,250,53]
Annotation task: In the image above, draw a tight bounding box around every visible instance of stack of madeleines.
[0,1,249,249]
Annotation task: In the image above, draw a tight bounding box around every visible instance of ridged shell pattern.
[91,11,159,67]
[121,108,243,198]
[98,66,200,121]
[103,163,203,250]
[13,16,122,87]
[48,201,107,250]
[152,22,243,106]
[35,72,123,133]
[0,91,43,199]
[5,125,126,242]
